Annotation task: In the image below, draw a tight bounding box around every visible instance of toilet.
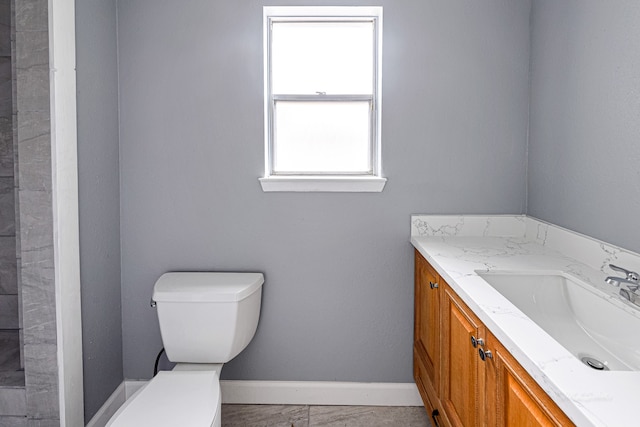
[107,271,264,427]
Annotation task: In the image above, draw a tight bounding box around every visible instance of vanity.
[411,215,640,427]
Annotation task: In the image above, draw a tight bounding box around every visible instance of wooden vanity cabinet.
[484,332,574,427]
[413,250,442,423]
[414,251,574,427]
[414,250,440,392]
[440,284,485,427]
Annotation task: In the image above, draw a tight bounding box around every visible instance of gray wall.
[76,0,123,422]
[528,0,640,253]
[117,0,530,381]
[77,0,640,416]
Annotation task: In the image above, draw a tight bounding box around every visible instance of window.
[260,7,386,192]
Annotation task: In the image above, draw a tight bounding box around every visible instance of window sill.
[259,176,387,193]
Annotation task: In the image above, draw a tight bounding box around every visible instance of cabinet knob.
[431,409,441,427]
[429,281,439,289]
[479,348,493,361]
[471,336,484,348]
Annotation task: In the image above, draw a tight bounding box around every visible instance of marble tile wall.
[411,214,526,238]
[410,214,640,292]
[0,0,17,332]
[0,416,27,426]
[0,387,25,415]
[0,417,60,427]
[0,330,23,386]
[524,217,640,276]
[14,0,59,424]
[0,333,26,421]
[11,0,23,372]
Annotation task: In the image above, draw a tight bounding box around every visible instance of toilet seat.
[107,370,220,427]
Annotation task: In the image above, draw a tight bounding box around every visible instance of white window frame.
[260,6,386,192]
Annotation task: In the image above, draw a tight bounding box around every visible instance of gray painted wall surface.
[528,0,640,253]
[76,0,123,422]
[118,0,530,381]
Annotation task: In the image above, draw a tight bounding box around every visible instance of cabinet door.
[441,285,484,427]
[414,251,440,390]
[485,333,574,427]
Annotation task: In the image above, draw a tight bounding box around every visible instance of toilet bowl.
[107,272,264,427]
[107,370,222,427]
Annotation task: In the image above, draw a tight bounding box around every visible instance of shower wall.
[0,0,18,334]
[10,0,62,424]
[0,0,24,424]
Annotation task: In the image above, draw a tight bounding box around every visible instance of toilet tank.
[152,272,264,364]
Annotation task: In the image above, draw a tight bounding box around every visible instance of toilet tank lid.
[153,272,264,302]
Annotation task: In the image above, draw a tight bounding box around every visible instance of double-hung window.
[260,7,385,192]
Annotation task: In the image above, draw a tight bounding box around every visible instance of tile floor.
[221,405,431,427]
[0,330,23,387]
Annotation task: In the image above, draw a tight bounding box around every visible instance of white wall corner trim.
[88,380,422,427]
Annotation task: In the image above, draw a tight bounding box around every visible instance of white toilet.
[107,271,264,427]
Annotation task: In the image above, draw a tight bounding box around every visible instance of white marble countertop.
[410,215,640,427]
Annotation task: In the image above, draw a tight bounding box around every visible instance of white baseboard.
[85,382,126,427]
[124,380,148,400]
[220,380,423,406]
[86,380,423,426]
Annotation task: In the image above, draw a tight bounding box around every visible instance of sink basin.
[477,271,640,371]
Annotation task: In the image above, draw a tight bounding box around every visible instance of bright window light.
[271,22,374,95]
[274,101,371,173]
[261,6,385,192]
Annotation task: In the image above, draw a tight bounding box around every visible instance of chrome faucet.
[605,264,640,302]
